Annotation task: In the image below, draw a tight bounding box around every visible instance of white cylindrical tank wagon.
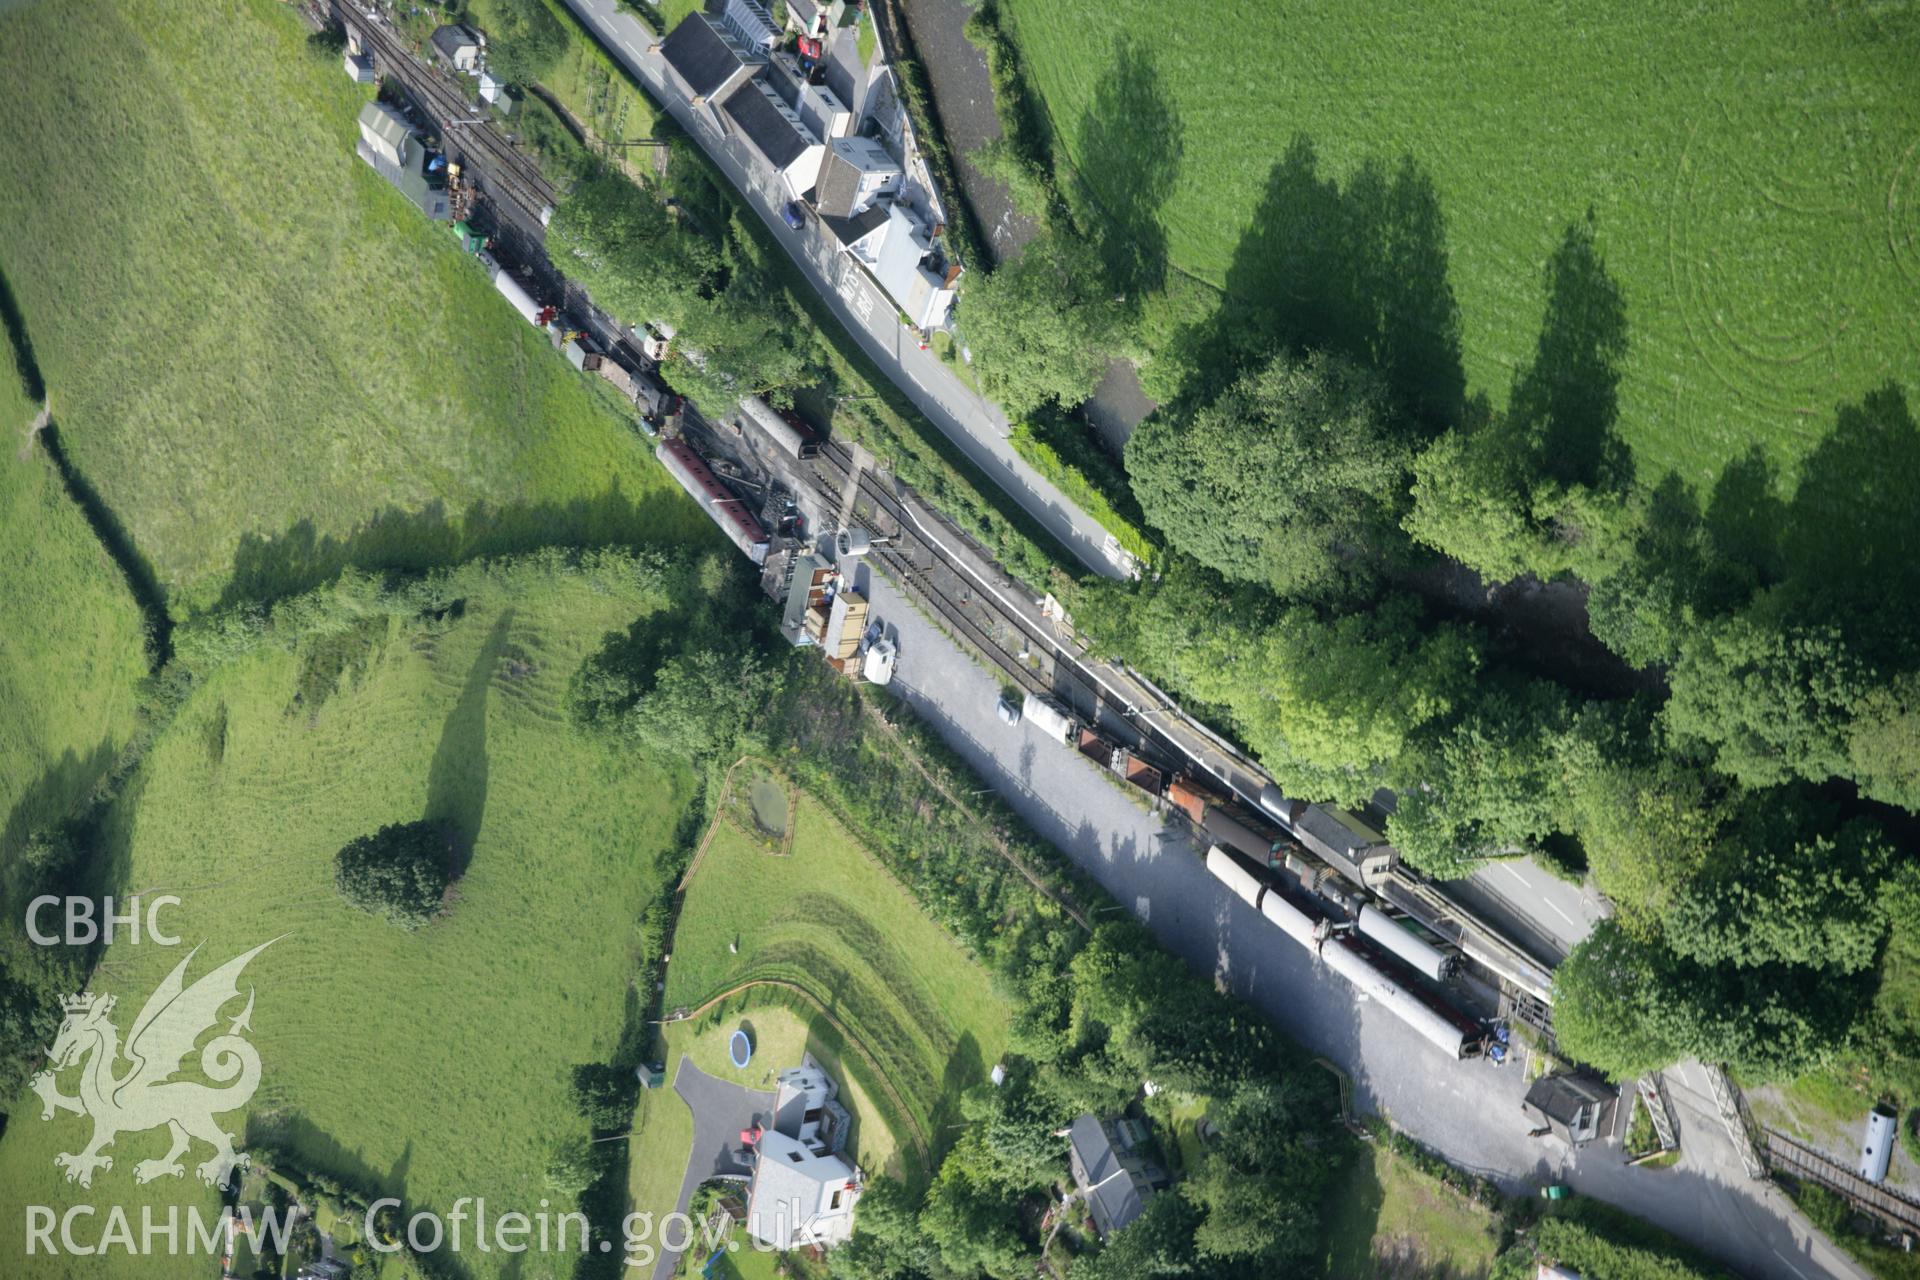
[1021,694,1075,746]
[1322,939,1475,1060]
[1862,1104,1898,1184]
[1205,845,1265,910]
[1259,885,1326,950]
[1356,905,1457,983]
[490,267,542,325]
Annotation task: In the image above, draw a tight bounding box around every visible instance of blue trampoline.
[729,1028,753,1070]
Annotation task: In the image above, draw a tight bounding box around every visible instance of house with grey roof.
[720,77,826,200]
[657,13,763,108]
[430,24,482,73]
[773,1064,852,1155]
[744,1130,860,1249]
[743,1057,862,1252]
[1067,1114,1165,1239]
[850,202,959,331]
[815,136,902,220]
[763,53,853,143]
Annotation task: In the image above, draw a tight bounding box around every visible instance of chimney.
[943,263,963,288]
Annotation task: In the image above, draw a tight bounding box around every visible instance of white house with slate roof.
[743,1059,861,1251]
[720,77,826,200]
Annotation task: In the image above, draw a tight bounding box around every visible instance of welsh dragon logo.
[29,939,277,1189]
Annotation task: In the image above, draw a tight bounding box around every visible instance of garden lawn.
[1318,1142,1501,1279]
[666,784,1011,1172]
[0,432,148,877]
[0,566,694,1279]
[0,0,706,614]
[1000,0,1920,487]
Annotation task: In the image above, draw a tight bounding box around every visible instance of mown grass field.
[0,336,148,876]
[0,0,705,614]
[665,775,1011,1174]
[1000,0,1920,486]
[0,566,694,1279]
[1318,1142,1501,1279]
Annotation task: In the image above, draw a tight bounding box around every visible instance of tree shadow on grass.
[933,1030,984,1162]
[1504,218,1632,494]
[0,738,116,876]
[244,1109,395,1205]
[1173,136,1465,429]
[210,482,692,614]
[424,608,513,876]
[1617,384,1920,664]
[0,265,44,402]
[1776,383,1920,653]
[1074,35,1182,301]
[1703,443,1787,591]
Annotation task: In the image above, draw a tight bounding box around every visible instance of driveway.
[557,0,1133,582]
[848,557,1867,1280]
[650,1058,775,1280]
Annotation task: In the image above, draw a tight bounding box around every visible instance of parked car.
[781,201,806,231]
[996,694,1021,727]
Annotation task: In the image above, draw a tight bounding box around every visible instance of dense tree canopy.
[550,173,811,410]
[333,820,453,929]
[1665,801,1890,973]
[481,0,567,87]
[1664,617,1871,791]
[1387,681,1571,877]
[960,231,1129,417]
[1127,348,1410,597]
[1554,919,1875,1081]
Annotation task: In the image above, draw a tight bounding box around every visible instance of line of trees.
[1058,211,1920,1087]
[960,0,1920,1094]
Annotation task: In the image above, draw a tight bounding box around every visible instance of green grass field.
[1000,0,1920,486]
[0,340,148,872]
[1318,1143,1501,1279]
[0,564,695,1278]
[0,0,705,614]
[666,775,1011,1171]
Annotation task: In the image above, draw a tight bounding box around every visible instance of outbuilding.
[1522,1074,1616,1147]
[430,24,482,73]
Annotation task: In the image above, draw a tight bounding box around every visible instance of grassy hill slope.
[0,560,694,1279]
[1002,0,1920,486]
[0,0,705,613]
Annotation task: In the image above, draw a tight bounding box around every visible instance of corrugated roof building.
[357,101,413,168]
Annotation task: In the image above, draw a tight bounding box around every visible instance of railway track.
[808,438,1570,1015]
[334,3,557,225]
[813,441,1102,708]
[1763,1129,1920,1236]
